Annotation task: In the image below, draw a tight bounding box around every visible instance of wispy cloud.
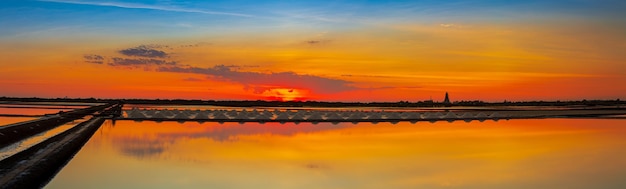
[439,23,464,28]
[39,0,254,17]
[83,54,104,64]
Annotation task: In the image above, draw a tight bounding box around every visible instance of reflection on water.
[0,117,38,126]
[0,107,65,116]
[0,103,96,117]
[47,119,626,189]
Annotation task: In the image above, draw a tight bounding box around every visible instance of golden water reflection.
[47,119,626,188]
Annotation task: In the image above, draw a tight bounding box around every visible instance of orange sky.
[1,1,625,102]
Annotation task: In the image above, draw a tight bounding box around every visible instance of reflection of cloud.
[114,137,167,158]
[119,45,168,58]
[109,122,352,159]
[84,54,104,64]
[158,65,355,94]
[305,163,330,170]
[173,122,351,142]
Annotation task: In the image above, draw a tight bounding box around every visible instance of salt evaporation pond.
[46,118,626,189]
[0,102,102,126]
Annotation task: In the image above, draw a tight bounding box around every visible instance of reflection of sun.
[263,88,308,101]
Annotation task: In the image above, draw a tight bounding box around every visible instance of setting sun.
[262,88,308,102]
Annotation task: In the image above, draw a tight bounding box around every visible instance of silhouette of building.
[443,92,451,106]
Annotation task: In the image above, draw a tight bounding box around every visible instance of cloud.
[439,23,463,28]
[180,42,212,48]
[119,45,168,58]
[305,40,331,45]
[158,65,355,94]
[183,77,204,82]
[110,57,176,66]
[38,0,254,17]
[83,54,104,64]
[306,40,322,45]
[86,44,356,95]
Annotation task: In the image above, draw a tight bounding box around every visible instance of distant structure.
[443,92,451,106]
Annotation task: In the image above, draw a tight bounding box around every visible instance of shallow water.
[0,117,89,161]
[46,119,626,189]
[0,117,38,126]
[0,107,66,116]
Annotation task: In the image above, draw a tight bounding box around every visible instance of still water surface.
[47,119,626,188]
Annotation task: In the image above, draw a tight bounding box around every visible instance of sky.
[1,0,625,102]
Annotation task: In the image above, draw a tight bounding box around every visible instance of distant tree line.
[0,97,623,108]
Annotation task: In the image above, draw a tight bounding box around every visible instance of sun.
[262,88,308,101]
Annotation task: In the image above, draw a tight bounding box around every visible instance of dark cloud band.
[119,45,168,58]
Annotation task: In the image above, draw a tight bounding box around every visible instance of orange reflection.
[48,119,626,189]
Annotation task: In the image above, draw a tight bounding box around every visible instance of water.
[0,102,97,126]
[46,119,626,189]
[0,117,89,161]
[0,117,37,126]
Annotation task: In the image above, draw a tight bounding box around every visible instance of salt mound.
[442,112,459,119]
[399,112,411,119]
[173,112,190,119]
[405,112,421,120]
[254,113,272,120]
[152,111,167,119]
[234,112,249,119]
[170,109,181,114]
[424,112,441,120]
[143,110,156,117]
[275,112,290,121]
[262,109,271,115]
[126,110,145,118]
[475,112,488,119]
[291,113,305,121]
[340,111,351,118]
[160,110,174,117]
[286,110,296,116]
[213,112,229,120]
[385,112,402,120]
[367,112,382,120]
[194,111,209,119]
[325,112,344,121]
[489,112,502,118]
[307,112,323,121]
[460,112,474,119]
[347,112,364,120]
[227,110,238,117]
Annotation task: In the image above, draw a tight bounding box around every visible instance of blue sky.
[2,0,624,39]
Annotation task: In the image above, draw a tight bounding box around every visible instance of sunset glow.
[1,0,625,101]
[262,88,309,102]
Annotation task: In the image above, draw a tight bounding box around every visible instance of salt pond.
[46,118,626,188]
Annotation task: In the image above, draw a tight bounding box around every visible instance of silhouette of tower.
[443,92,451,105]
